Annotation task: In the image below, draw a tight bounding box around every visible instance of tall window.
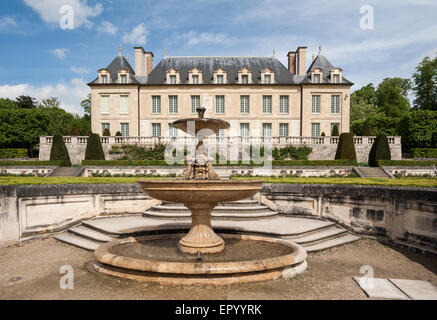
[120,95,129,114]
[279,123,289,137]
[280,95,289,114]
[264,74,271,84]
[240,123,249,138]
[152,123,161,137]
[333,74,340,83]
[169,96,178,114]
[331,95,340,114]
[101,123,110,136]
[170,75,176,84]
[192,75,199,84]
[168,124,178,137]
[215,95,225,114]
[242,75,249,84]
[101,75,107,84]
[216,75,224,84]
[331,123,340,135]
[262,123,272,137]
[100,95,110,114]
[216,129,225,142]
[152,96,161,114]
[313,74,320,83]
[121,123,129,137]
[311,123,320,137]
[240,95,249,114]
[191,96,200,114]
[121,75,127,84]
[262,95,272,114]
[312,95,321,114]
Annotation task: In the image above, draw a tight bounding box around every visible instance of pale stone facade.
[88,46,353,138]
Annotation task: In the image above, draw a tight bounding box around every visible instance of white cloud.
[70,66,90,74]
[97,21,117,35]
[0,78,89,115]
[0,16,17,28]
[50,48,68,60]
[122,23,148,45]
[24,0,103,29]
[178,31,236,47]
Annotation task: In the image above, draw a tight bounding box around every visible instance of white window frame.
[100,95,110,114]
[192,75,199,84]
[312,95,321,114]
[168,124,178,137]
[331,95,340,114]
[279,123,289,137]
[152,96,161,114]
[152,123,161,137]
[101,75,108,84]
[240,123,249,137]
[216,75,224,84]
[170,75,177,85]
[311,123,320,137]
[241,75,249,84]
[240,95,249,114]
[262,123,272,137]
[191,95,200,114]
[101,123,110,136]
[313,74,320,84]
[120,95,129,115]
[262,95,272,114]
[280,95,289,114]
[120,123,129,137]
[264,74,271,84]
[215,95,225,114]
[169,96,178,114]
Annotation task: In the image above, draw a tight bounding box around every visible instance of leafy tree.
[368,134,391,167]
[397,110,437,150]
[351,83,377,105]
[0,98,18,109]
[335,132,357,161]
[375,78,412,118]
[85,133,105,160]
[16,96,38,109]
[352,114,399,137]
[70,115,91,135]
[362,122,373,136]
[413,56,437,111]
[81,94,91,120]
[49,134,71,167]
[38,104,74,135]
[68,126,79,136]
[40,97,61,108]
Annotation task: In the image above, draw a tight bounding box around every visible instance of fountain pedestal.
[179,202,224,254]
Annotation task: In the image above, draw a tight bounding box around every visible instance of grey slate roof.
[302,54,353,85]
[88,54,140,85]
[146,56,301,85]
[89,53,352,86]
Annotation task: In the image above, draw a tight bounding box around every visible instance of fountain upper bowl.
[138,179,264,204]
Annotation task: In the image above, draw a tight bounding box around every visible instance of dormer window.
[330,68,343,84]
[117,69,129,84]
[101,75,108,84]
[188,68,203,84]
[98,69,111,84]
[238,68,252,84]
[261,68,275,84]
[166,68,180,85]
[121,75,127,84]
[213,68,227,84]
[311,68,322,84]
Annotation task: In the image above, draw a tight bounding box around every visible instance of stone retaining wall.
[260,184,437,250]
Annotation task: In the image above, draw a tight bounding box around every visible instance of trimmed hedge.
[411,148,437,158]
[0,148,28,159]
[85,134,105,160]
[82,159,358,167]
[377,160,437,166]
[50,134,71,167]
[368,134,391,167]
[335,133,357,161]
[0,160,63,166]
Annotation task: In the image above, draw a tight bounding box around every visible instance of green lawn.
[0,176,436,188]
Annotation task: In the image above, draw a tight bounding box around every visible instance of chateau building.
[88,46,353,138]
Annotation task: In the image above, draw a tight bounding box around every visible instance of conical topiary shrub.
[103,128,111,136]
[85,133,105,160]
[335,132,357,161]
[115,131,122,136]
[68,126,79,136]
[362,123,373,136]
[332,124,339,136]
[50,134,71,166]
[321,132,326,136]
[86,130,92,136]
[368,134,391,167]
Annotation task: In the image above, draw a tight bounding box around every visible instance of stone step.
[303,233,361,252]
[143,210,277,220]
[292,226,348,246]
[49,167,82,177]
[150,205,271,214]
[53,232,100,251]
[161,199,260,207]
[356,167,391,178]
[68,226,117,242]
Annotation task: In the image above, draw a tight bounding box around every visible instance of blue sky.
[0,0,436,115]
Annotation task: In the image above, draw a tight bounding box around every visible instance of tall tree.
[0,98,18,109]
[81,94,91,120]
[16,95,38,109]
[40,97,61,108]
[375,78,412,118]
[413,56,437,111]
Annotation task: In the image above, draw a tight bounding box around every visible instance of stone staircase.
[49,167,83,177]
[54,199,360,253]
[354,167,391,178]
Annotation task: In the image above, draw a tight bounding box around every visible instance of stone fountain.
[93,107,307,285]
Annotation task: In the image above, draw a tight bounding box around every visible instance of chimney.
[287,51,296,75]
[296,46,307,75]
[134,47,145,76]
[145,51,154,76]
